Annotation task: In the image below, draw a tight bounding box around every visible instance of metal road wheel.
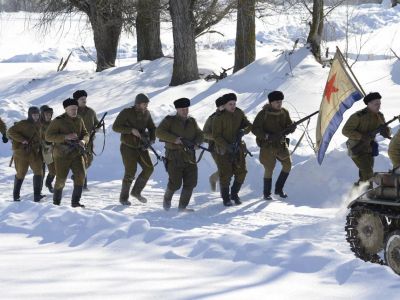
[385,231,400,275]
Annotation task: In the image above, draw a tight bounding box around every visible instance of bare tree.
[233,0,256,73]
[35,0,134,72]
[306,0,324,63]
[136,0,164,61]
[169,0,199,86]
[193,0,236,38]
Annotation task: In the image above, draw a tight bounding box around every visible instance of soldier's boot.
[45,174,55,193]
[53,189,62,205]
[130,178,148,203]
[209,172,219,192]
[230,181,242,205]
[163,189,174,211]
[33,175,45,202]
[83,176,89,191]
[119,181,132,206]
[71,185,85,208]
[263,178,272,200]
[13,176,23,202]
[221,187,232,207]
[274,171,289,198]
[178,188,194,212]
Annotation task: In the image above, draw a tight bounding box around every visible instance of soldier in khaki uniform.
[156,98,204,212]
[40,105,56,193]
[389,130,400,172]
[0,117,8,143]
[212,93,252,207]
[251,91,296,200]
[203,96,226,191]
[46,98,89,207]
[342,92,390,185]
[112,93,156,205]
[7,107,44,202]
[74,90,99,190]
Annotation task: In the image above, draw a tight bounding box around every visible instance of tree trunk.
[307,0,324,63]
[136,0,164,61]
[233,0,256,73]
[87,1,123,72]
[169,0,199,86]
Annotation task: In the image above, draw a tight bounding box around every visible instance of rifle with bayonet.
[267,110,319,142]
[350,115,399,156]
[139,132,167,170]
[87,112,107,156]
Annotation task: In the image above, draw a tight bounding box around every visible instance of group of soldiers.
[1,90,98,207]
[1,89,399,211]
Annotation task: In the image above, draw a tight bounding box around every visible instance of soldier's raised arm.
[156,117,177,143]
[342,113,363,140]
[112,109,132,134]
[7,121,28,143]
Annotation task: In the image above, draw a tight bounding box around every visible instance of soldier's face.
[44,112,52,122]
[77,96,87,107]
[31,113,40,122]
[136,103,148,111]
[65,105,78,118]
[224,100,236,113]
[367,99,381,113]
[177,107,189,118]
[271,100,283,110]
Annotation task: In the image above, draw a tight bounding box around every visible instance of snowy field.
[1,2,400,299]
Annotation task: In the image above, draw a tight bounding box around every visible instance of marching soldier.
[0,117,8,143]
[203,96,226,191]
[212,93,252,206]
[342,92,390,185]
[40,105,56,193]
[7,107,44,202]
[112,93,156,205]
[156,98,204,212]
[46,98,89,207]
[73,90,99,190]
[251,91,296,200]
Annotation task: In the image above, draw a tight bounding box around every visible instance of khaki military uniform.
[112,106,156,187]
[203,110,222,190]
[40,121,56,176]
[342,108,390,182]
[45,113,89,190]
[389,130,400,170]
[157,115,203,191]
[7,120,43,179]
[252,104,293,178]
[78,106,99,168]
[212,108,252,188]
[0,117,6,135]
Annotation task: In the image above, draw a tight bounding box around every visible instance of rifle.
[87,112,107,156]
[65,139,87,156]
[350,115,399,156]
[140,133,167,170]
[229,129,253,157]
[268,110,319,142]
[180,137,212,153]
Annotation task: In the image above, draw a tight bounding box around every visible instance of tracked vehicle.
[345,171,400,274]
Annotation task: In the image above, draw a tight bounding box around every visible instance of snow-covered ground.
[1,3,400,299]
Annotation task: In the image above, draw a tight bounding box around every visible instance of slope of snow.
[1,3,400,299]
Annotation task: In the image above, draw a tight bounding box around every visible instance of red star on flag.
[324,73,339,103]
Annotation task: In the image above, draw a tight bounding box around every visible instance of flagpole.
[336,46,366,96]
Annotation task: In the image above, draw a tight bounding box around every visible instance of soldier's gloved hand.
[2,134,8,143]
[379,127,390,139]
[288,124,297,133]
